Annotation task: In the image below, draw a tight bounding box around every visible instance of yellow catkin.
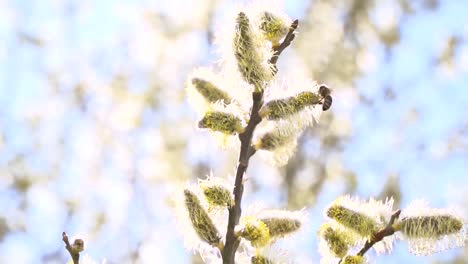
[342,255,365,264]
[198,111,244,134]
[233,12,270,92]
[320,226,351,258]
[251,255,274,264]
[255,129,295,151]
[261,217,301,238]
[327,205,378,237]
[262,92,321,120]
[201,185,233,207]
[191,78,231,104]
[398,215,463,239]
[239,217,271,248]
[259,12,289,46]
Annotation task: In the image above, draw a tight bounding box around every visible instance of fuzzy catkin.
[321,227,350,258]
[261,217,301,238]
[233,12,270,92]
[191,78,231,104]
[251,255,274,264]
[201,185,233,207]
[255,129,296,151]
[327,205,378,237]
[262,91,321,120]
[259,12,289,46]
[198,111,244,134]
[398,215,463,239]
[238,217,271,248]
[342,255,365,264]
[184,190,221,246]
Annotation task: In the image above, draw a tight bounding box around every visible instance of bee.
[318,84,332,111]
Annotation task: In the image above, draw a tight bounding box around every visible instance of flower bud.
[260,92,321,120]
[191,78,231,104]
[327,205,378,238]
[184,189,221,247]
[72,239,84,253]
[198,111,244,134]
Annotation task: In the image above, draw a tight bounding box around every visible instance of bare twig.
[222,19,299,264]
[62,232,82,264]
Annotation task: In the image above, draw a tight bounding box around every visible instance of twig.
[354,210,401,257]
[222,19,299,264]
[222,91,263,263]
[62,232,82,264]
[269,19,299,67]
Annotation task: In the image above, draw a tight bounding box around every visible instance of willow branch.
[357,210,401,257]
[62,232,80,264]
[269,19,299,67]
[222,19,299,264]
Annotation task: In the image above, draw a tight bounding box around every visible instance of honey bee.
[318,84,332,111]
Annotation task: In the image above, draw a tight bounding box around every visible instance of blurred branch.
[17,32,44,47]
[62,232,83,264]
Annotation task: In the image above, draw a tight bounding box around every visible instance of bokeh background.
[0,0,467,263]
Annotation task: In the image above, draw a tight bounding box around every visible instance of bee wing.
[311,104,323,123]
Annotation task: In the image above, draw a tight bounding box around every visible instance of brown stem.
[269,19,299,69]
[222,92,263,263]
[337,209,401,263]
[222,19,299,264]
[62,232,80,264]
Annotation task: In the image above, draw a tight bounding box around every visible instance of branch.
[222,19,299,264]
[356,210,401,257]
[269,19,299,67]
[62,232,82,264]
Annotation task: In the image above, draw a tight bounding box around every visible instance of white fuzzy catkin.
[396,200,467,255]
[324,196,396,254]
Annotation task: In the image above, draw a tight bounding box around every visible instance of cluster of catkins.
[319,196,466,263]
[179,2,323,263]
[176,175,306,263]
[179,1,467,263]
[186,2,327,167]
